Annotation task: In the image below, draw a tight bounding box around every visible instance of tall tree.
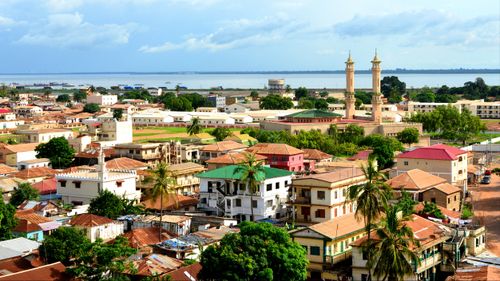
[210,127,232,141]
[113,108,124,120]
[35,137,75,169]
[40,226,90,264]
[250,91,259,100]
[294,87,308,100]
[260,95,293,110]
[67,236,137,280]
[83,103,101,113]
[347,159,391,281]
[0,200,17,240]
[199,222,308,281]
[396,127,420,147]
[73,91,87,102]
[187,117,202,135]
[56,94,70,103]
[10,182,40,207]
[371,205,420,281]
[234,153,266,220]
[88,190,125,219]
[147,162,177,240]
[381,76,406,104]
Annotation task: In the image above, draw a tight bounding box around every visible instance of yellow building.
[291,167,366,223]
[290,213,366,281]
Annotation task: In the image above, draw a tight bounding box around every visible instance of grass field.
[0,134,22,143]
[133,126,242,139]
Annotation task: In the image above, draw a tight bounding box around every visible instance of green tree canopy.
[250,91,259,100]
[88,190,124,219]
[210,127,233,141]
[10,182,40,207]
[83,103,101,113]
[395,190,417,217]
[73,91,87,102]
[35,137,75,168]
[199,222,308,281]
[419,201,445,219]
[314,99,329,110]
[67,236,137,280]
[360,134,403,169]
[294,87,308,100]
[40,227,90,264]
[297,98,314,109]
[56,94,70,103]
[0,200,17,240]
[113,108,124,120]
[381,76,406,104]
[396,127,420,146]
[355,91,372,104]
[412,87,436,102]
[259,95,293,110]
[187,117,202,135]
[119,89,155,103]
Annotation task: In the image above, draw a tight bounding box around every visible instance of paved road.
[469,171,500,256]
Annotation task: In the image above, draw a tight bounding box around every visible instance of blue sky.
[0,0,498,73]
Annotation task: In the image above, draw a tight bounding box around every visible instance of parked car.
[481,176,491,184]
[485,170,492,175]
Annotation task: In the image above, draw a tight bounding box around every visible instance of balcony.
[293,196,311,204]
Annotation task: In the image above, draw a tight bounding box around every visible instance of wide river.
[0,73,498,89]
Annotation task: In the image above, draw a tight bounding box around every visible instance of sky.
[0,0,499,73]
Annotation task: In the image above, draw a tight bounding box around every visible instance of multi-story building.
[200,141,247,163]
[207,94,226,109]
[387,169,461,211]
[197,165,293,221]
[290,213,366,280]
[85,113,133,144]
[351,215,450,281]
[246,143,307,172]
[407,100,500,119]
[13,106,43,118]
[56,149,140,205]
[291,167,366,223]
[0,143,39,166]
[16,128,74,143]
[168,162,206,195]
[86,93,118,106]
[395,144,468,191]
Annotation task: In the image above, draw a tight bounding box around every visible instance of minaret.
[371,50,383,124]
[344,52,356,119]
[97,146,108,184]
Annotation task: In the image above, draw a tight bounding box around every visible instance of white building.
[197,165,293,221]
[197,115,235,125]
[132,111,174,126]
[56,148,140,205]
[147,87,163,96]
[85,113,133,144]
[13,106,43,118]
[196,107,218,113]
[86,93,118,106]
[69,213,124,242]
[17,158,50,170]
[407,99,500,119]
[16,129,74,143]
[224,103,250,113]
[228,114,253,124]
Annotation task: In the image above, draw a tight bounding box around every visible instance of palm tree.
[147,162,177,241]
[234,153,265,221]
[347,158,391,281]
[370,205,420,281]
[187,117,202,136]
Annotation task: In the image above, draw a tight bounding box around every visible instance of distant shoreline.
[0,69,499,75]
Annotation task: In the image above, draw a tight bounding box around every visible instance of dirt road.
[469,170,500,256]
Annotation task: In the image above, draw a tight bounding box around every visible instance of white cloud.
[17,13,135,48]
[139,16,307,53]
[334,10,500,48]
[45,0,84,12]
[0,15,16,26]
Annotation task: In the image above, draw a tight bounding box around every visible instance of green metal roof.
[196,165,293,180]
[285,109,342,118]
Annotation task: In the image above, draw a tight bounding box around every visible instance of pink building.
[246,143,312,172]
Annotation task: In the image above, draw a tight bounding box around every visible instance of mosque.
[260,52,423,137]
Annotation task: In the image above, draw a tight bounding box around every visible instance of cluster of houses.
[0,81,494,280]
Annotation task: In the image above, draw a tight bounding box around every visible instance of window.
[59,180,67,187]
[454,195,457,201]
[235,199,241,207]
[317,191,325,200]
[252,200,257,208]
[266,184,272,191]
[266,200,273,207]
[361,274,368,281]
[275,182,280,189]
[310,246,320,256]
[116,181,123,187]
[285,180,288,186]
[73,181,81,188]
[334,190,338,199]
[315,209,325,218]
[404,161,408,166]
[362,250,368,260]
[227,199,231,207]
[334,208,338,217]
[342,188,346,197]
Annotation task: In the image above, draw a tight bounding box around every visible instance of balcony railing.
[293,197,311,204]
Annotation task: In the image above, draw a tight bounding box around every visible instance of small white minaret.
[96,146,108,182]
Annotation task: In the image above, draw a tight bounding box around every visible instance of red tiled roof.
[246,143,303,156]
[69,213,114,227]
[386,169,447,191]
[122,227,177,248]
[32,177,57,195]
[142,194,198,211]
[75,148,114,159]
[415,202,461,220]
[13,219,42,233]
[201,141,247,152]
[0,108,11,114]
[15,210,52,224]
[446,266,500,281]
[166,263,202,281]
[11,167,57,180]
[397,144,467,160]
[302,149,332,160]
[348,150,372,161]
[1,143,39,153]
[0,164,18,175]
[106,157,148,170]
[0,256,34,275]
[205,152,266,165]
[0,262,69,281]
